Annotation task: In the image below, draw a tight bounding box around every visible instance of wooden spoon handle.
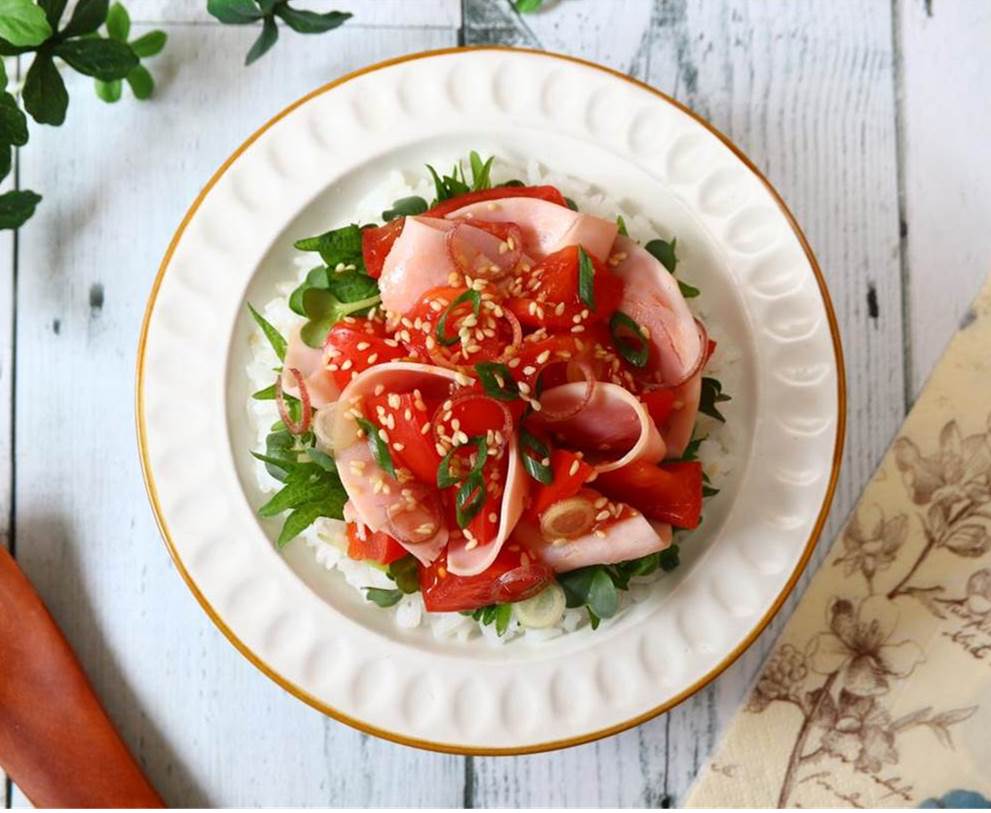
[0,546,163,808]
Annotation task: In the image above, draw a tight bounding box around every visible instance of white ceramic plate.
[137,47,844,753]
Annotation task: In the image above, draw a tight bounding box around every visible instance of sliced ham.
[662,374,702,459]
[611,235,703,387]
[536,381,665,472]
[514,511,673,573]
[446,197,618,262]
[377,216,456,315]
[280,325,340,408]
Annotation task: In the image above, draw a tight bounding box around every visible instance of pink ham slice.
[662,374,702,459]
[514,512,673,573]
[378,216,456,315]
[536,381,665,472]
[280,325,340,408]
[611,235,703,387]
[446,197,619,262]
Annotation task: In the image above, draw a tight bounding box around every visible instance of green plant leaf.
[645,237,677,274]
[0,189,41,229]
[244,14,277,65]
[293,223,363,266]
[0,0,53,47]
[678,278,700,298]
[364,587,402,608]
[0,91,28,146]
[38,0,68,28]
[54,37,138,80]
[0,55,7,89]
[247,302,287,361]
[0,144,11,183]
[259,473,329,517]
[274,5,350,33]
[276,501,331,547]
[125,63,152,99]
[355,415,396,478]
[515,0,543,11]
[494,602,512,635]
[23,51,67,124]
[616,214,628,236]
[475,362,519,401]
[61,0,109,38]
[659,544,680,572]
[207,0,263,24]
[381,195,427,222]
[468,150,494,191]
[298,285,380,348]
[94,77,121,102]
[699,376,731,422]
[578,246,595,309]
[387,555,420,594]
[129,28,166,57]
[104,1,128,40]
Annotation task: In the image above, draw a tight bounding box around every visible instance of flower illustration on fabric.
[807,596,925,696]
[747,644,808,712]
[893,419,991,508]
[965,569,991,617]
[919,789,991,808]
[819,690,898,773]
[835,505,907,589]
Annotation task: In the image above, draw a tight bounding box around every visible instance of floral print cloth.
[685,276,991,808]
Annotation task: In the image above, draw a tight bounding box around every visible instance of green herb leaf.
[355,416,396,478]
[702,472,719,499]
[437,436,487,489]
[94,77,121,102]
[129,29,166,57]
[388,555,420,594]
[578,246,595,309]
[659,544,680,572]
[305,447,336,472]
[426,164,448,203]
[105,1,128,40]
[699,376,731,422]
[475,362,519,401]
[54,38,138,81]
[616,214,628,236]
[294,223,363,266]
[0,92,28,146]
[125,64,153,99]
[514,0,543,11]
[679,280,700,299]
[455,470,486,528]
[518,428,552,485]
[259,469,332,517]
[564,196,578,211]
[288,266,328,315]
[61,0,109,38]
[494,602,512,635]
[206,0,264,24]
[499,179,525,188]
[38,0,68,28]
[381,195,427,222]
[364,587,403,608]
[23,52,68,125]
[678,434,704,462]
[0,144,10,183]
[0,0,53,47]
[645,237,677,274]
[609,310,649,368]
[0,189,41,229]
[558,566,619,620]
[247,303,287,361]
[298,282,381,348]
[244,14,278,65]
[276,501,332,547]
[469,151,494,191]
[274,5,350,34]
[436,289,480,347]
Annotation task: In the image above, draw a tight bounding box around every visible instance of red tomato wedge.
[594,459,703,529]
[418,546,553,612]
[365,392,441,485]
[529,450,595,515]
[361,218,404,279]
[425,185,568,218]
[641,388,676,427]
[346,523,407,565]
[324,319,407,389]
[507,245,623,330]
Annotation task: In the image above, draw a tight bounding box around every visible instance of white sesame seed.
[569,460,581,476]
[356,341,370,351]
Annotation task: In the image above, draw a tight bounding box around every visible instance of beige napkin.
[685,276,991,808]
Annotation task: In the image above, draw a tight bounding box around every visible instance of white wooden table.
[3,0,990,806]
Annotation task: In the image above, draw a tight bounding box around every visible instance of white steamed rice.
[245,157,742,645]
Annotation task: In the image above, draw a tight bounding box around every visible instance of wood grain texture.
[10,20,463,808]
[896,0,991,400]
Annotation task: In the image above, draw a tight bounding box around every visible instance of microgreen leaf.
[678,279,700,299]
[355,416,396,478]
[558,566,618,621]
[247,303,287,361]
[305,447,336,472]
[519,428,552,485]
[699,376,731,422]
[105,1,129,41]
[578,246,595,309]
[494,602,512,635]
[129,29,166,57]
[258,468,331,517]
[387,555,420,594]
[381,195,427,222]
[645,237,677,274]
[616,214,628,236]
[659,544,680,572]
[564,196,578,211]
[475,362,519,401]
[469,151,494,191]
[54,37,138,81]
[298,285,381,348]
[436,289,480,347]
[274,5,350,34]
[94,77,121,102]
[125,64,153,99]
[0,0,54,47]
[514,0,544,11]
[294,223,363,266]
[609,310,649,368]
[244,14,277,65]
[455,470,486,528]
[364,587,402,608]
[23,52,68,125]
[276,500,339,548]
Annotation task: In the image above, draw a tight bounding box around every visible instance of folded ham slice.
[280,325,340,408]
[377,216,456,315]
[446,197,618,262]
[514,511,673,573]
[662,374,702,459]
[611,235,703,387]
[536,381,665,472]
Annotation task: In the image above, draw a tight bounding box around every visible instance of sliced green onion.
[519,428,553,485]
[609,310,650,369]
[436,436,488,489]
[474,362,519,401]
[436,289,481,347]
[354,416,396,478]
[455,470,487,528]
[578,247,595,310]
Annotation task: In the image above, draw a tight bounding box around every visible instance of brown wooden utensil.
[0,546,164,808]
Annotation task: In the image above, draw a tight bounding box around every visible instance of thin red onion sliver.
[276,368,311,435]
[445,220,523,280]
[496,307,523,363]
[387,491,443,545]
[537,361,597,423]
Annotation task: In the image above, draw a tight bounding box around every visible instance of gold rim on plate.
[135,45,846,755]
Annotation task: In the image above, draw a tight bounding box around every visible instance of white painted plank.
[12,21,463,808]
[126,0,461,27]
[467,0,905,806]
[897,0,991,399]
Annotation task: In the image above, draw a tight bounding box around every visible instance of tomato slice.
[425,185,568,218]
[530,450,595,515]
[641,388,676,427]
[594,459,703,529]
[418,546,554,612]
[507,245,623,330]
[361,218,404,279]
[346,523,407,565]
[365,392,442,485]
[403,286,515,365]
[324,319,406,389]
